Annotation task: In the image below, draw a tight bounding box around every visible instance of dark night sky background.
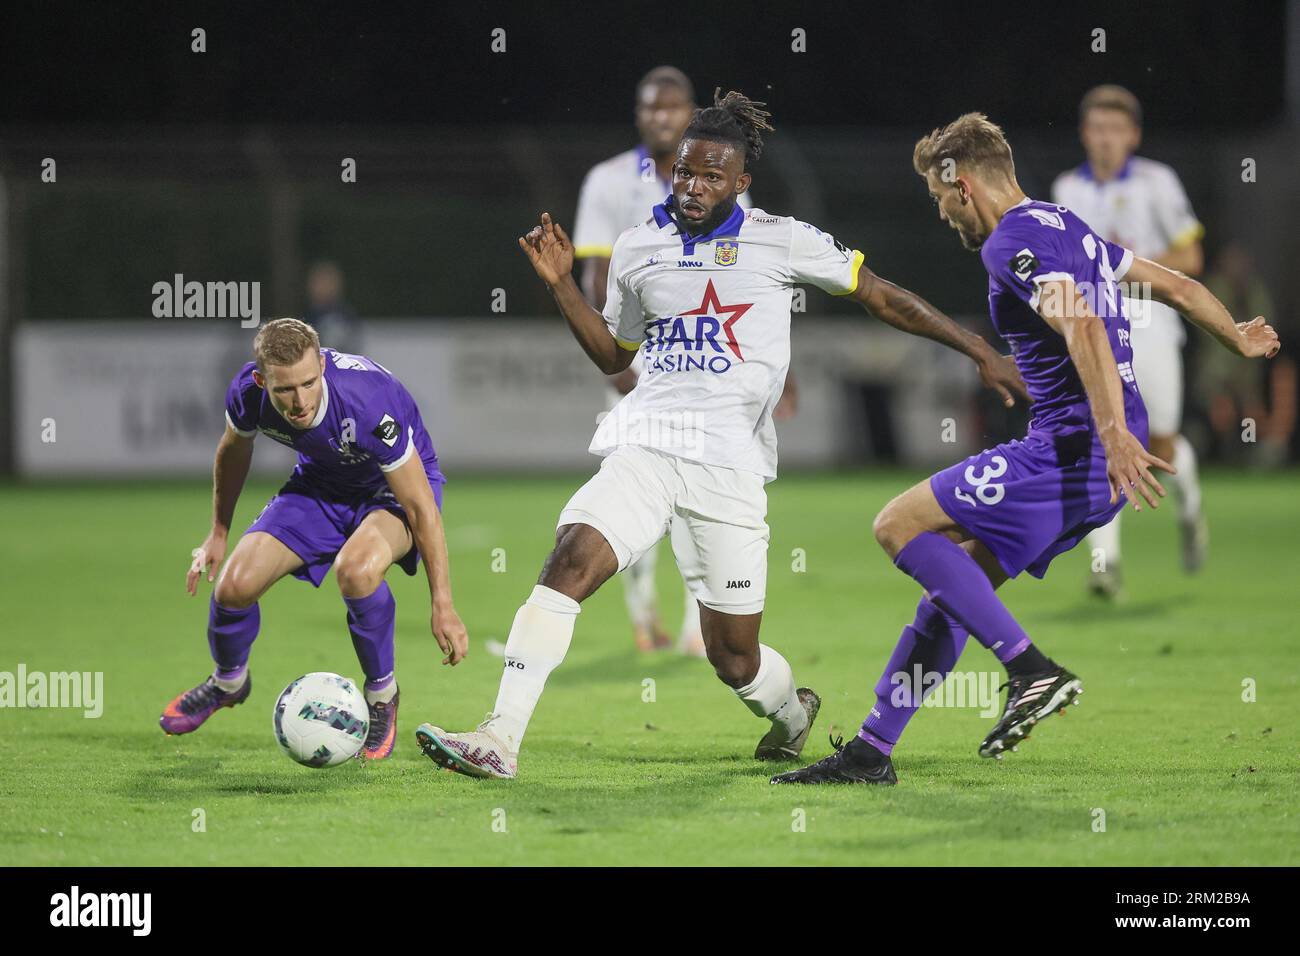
[0,1,1287,131]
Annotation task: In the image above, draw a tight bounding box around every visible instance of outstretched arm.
[1124,256,1280,359]
[519,213,636,376]
[1036,278,1170,511]
[846,262,1030,407]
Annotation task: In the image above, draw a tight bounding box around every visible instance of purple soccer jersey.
[225,348,445,586]
[225,348,442,496]
[930,199,1149,579]
[980,198,1145,439]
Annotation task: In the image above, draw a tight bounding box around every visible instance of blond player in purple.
[774,114,1280,786]
[159,318,469,759]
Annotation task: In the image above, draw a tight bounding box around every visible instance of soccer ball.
[273,672,369,768]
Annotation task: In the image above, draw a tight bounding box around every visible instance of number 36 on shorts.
[954,455,1008,507]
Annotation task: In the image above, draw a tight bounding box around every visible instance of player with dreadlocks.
[415,91,1028,780]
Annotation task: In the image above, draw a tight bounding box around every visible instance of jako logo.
[504,659,525,670]
[50,886,151,936]
[725,580,751,589]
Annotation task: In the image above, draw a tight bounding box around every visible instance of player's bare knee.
[872,505,907,557]
[539,525,613,600]
[214,565,261,609]
[536,549,587,601]
[335,553,383,598]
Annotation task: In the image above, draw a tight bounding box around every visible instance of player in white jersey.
[573,65,752,657]
[415,91,1027,780]
[1053,85,1208,598]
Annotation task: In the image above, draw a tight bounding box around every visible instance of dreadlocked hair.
[683,88,774,167]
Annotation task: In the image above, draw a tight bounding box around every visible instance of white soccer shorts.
[558,444,769,615]
[1126,299,1185,436]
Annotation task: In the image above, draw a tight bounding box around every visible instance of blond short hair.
[1079,84,1142,127]
[253,318,320,371]
[912,112,1016,182]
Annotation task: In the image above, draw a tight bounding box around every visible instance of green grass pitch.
[1,470,1297,866]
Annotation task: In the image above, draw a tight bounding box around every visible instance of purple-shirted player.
[773,114,1280,786]
[159,318,469,759]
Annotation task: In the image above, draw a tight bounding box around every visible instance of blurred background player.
[1053,85,1208,598]
[160,319,469,758]
[304,260,362,355]
[573,66,787,656]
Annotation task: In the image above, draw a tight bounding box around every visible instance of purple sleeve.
[355,384,416,472]
[982,217,1073,310]
[224,363,260,436]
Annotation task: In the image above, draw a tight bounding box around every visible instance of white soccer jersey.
[590,200,864,480]
[1051,156,1202,258]
[573,146,751,260]
[1052,156,1204,346]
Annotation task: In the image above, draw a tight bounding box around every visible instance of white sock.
[736,644,807,740]
[1086,513,1122,571]
[491,585,579,752]
[212,669,246,693]
[679,578,701,639]
[364,676,397,705]
[1169,434,1203,522]
[622,542,659,630]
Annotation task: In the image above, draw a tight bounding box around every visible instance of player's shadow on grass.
[117,739,376,800]
[1034,596,1182,624]
[546,646,703,687]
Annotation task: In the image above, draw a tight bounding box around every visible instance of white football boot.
[415,716,518,780]
[754,687,821,761]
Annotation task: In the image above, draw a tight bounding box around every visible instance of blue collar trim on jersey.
[652,195,746,255]
[1079,156,1134,183]
[652,196,676,230]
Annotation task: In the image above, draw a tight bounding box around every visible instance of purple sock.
[859,598,969,754]
[208,597,260,678]
[345,582,396,685]
[894,532,1032,664]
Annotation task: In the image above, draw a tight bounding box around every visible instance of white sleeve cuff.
[1112,247,1134,281]
[378,428,416,472]
[225,411,257,438]
[1028,271,1075,312]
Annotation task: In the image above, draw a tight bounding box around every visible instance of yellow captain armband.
[834,250,867,295]
[574,245,615,259]
[615,337,642,351]
[1168,223,1205,249]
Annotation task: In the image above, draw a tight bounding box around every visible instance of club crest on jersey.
[714,240,739,266]
[372,414,400,447]
[329,436,371,463]
[1010,248,1039,281]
